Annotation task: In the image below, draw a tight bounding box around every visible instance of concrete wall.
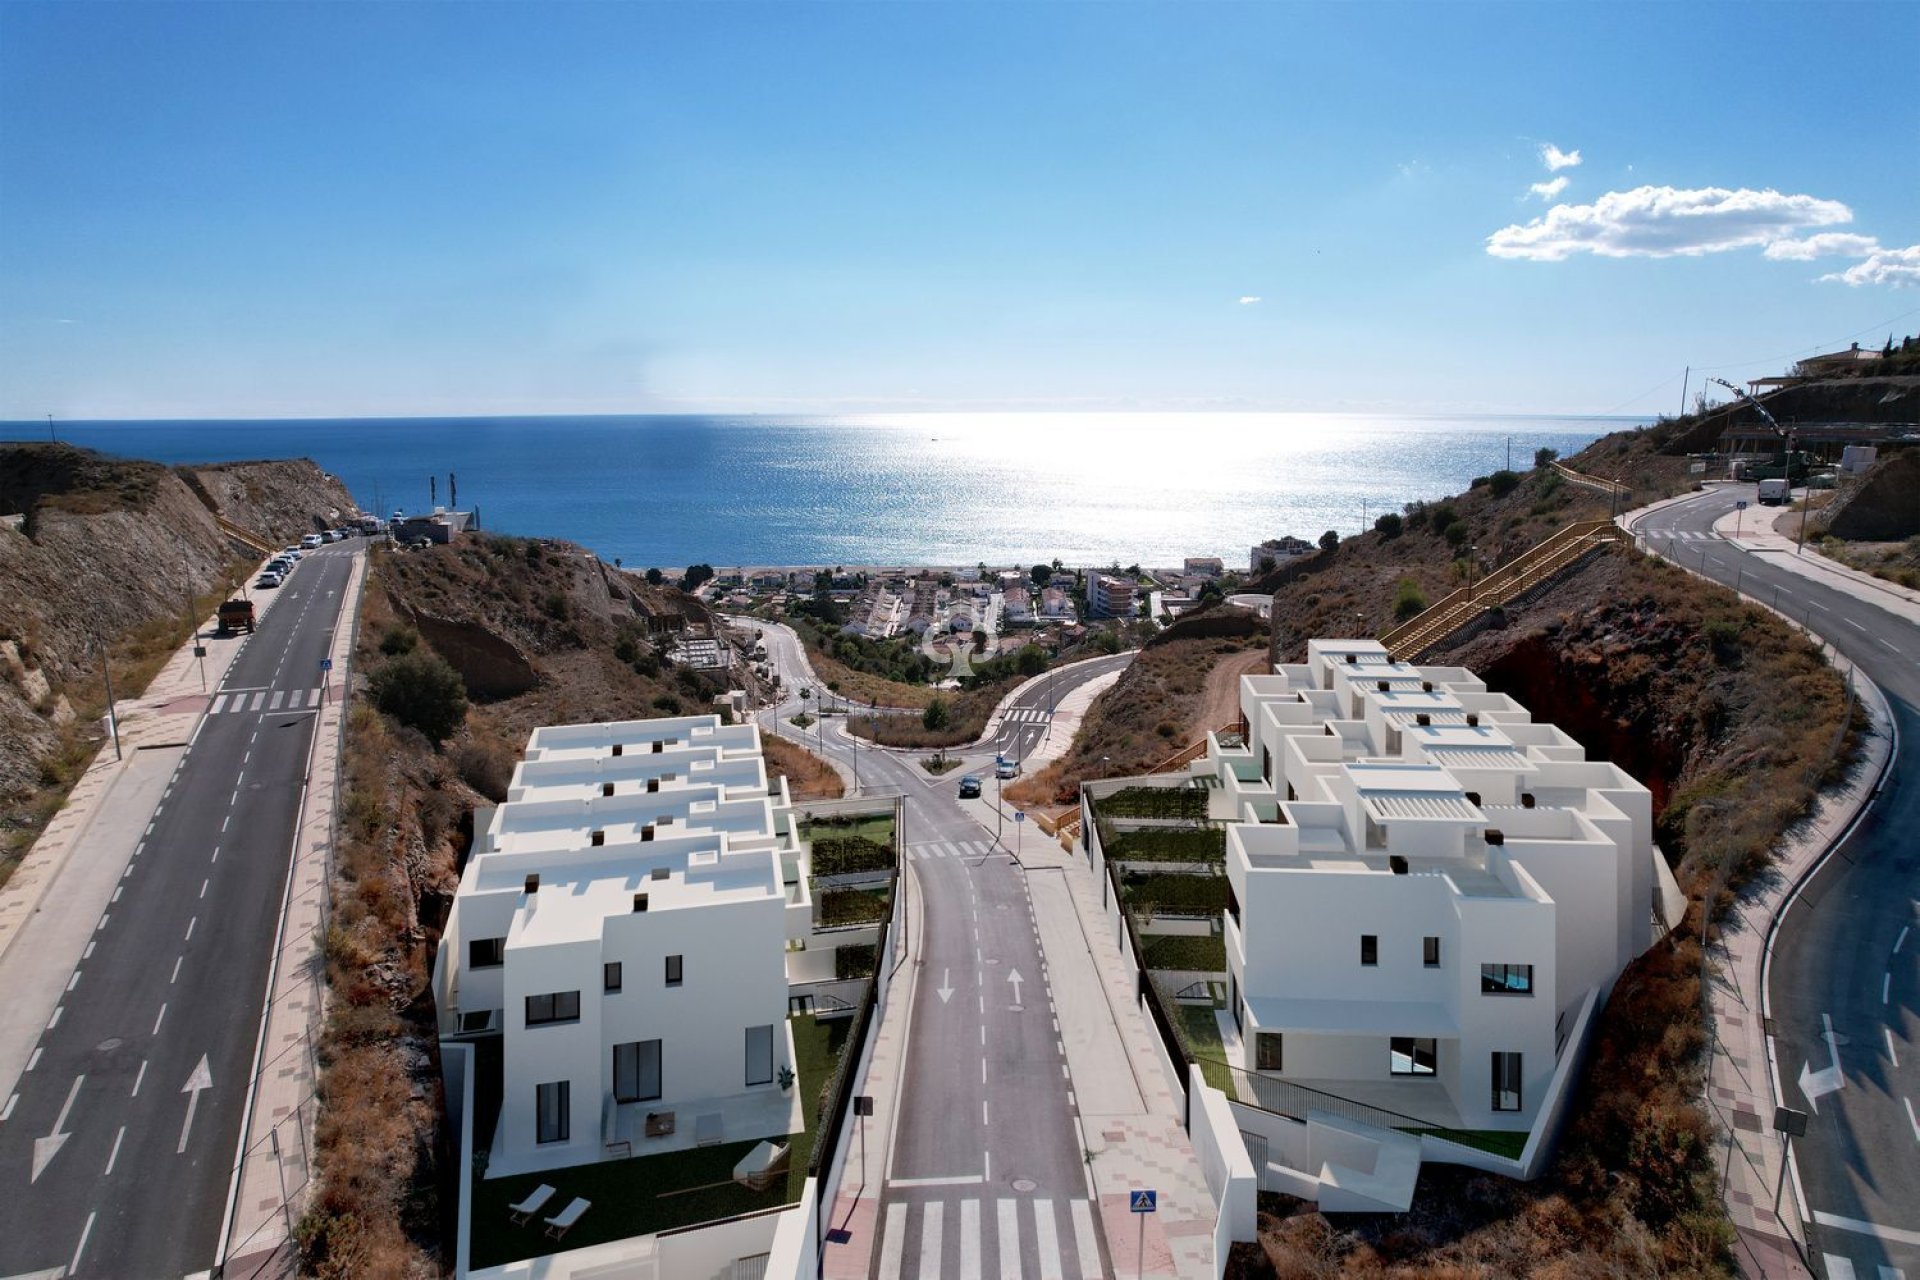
[1188,1069,1257,1276]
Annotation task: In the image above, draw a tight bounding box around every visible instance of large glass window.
[1390,1037,1437,1076]
[1480,963,1534,995]
[614,1040,662,1103]
[468,937,505,969]
[535,1080,570,1143]
[745,1024,775,1087]
[1492,1052,1523,1111]
[525,990,581,1026]
[1255,1033,1283,1071]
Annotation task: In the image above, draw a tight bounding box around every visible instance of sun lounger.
[507,1183,555,1226]
[731,1140,790,1191]
[544,1196,591,1240]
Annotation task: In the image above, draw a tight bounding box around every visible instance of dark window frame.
[468,937,506,969]
[665,954,684,987]
[604,962,622,993]
[1360,934,1379,967]
[613,1039,662,1103]
[1422,936,1441,968]
[1389,1036,1438,1077]
[1255,1032,1283,1072]
[525,990,582,1026]
[1480,963,1535,995]
[1492,1051,1523,1111]
[535,1080,570,1144]
[745,1024,775,1087]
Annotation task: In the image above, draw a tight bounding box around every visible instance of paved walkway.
[1623,497,1902,1279]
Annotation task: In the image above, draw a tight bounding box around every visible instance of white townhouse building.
[1198,639,1671,1133]
[434,714,810,1177]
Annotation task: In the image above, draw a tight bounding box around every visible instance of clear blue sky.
[3,1,1916,420]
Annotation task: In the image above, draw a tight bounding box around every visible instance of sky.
[2,1,1917,421]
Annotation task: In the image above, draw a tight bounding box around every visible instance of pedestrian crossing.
[1001,707,1052,724]
[1823,1255,1905,1280]
[908,840,996,862]
[876,1194,1103,1280]
[1653,530,1722,542]
[207,688,325,715]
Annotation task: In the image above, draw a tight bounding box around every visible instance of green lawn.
[469,1014,849,1269]
[1138,931,1227,971]
[801,813,896,851]
[1176,1003,1233,1092]
[1403,1127,1530,1160]
[817,886,891,927]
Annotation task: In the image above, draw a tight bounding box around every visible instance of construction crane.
[1709,377,1802,482]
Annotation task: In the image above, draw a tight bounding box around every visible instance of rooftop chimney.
[590,829,605,847]
[1346,653,1358,664]
[1485,828,1505,846]
[612,743,623,757]
[1389,855,1408,875]
[525,873,540,895]
[1521,792,1536,809]
[1377,679,1390,692]
[1466,712,1480,727]
[1415,713,1431,726]
[633,893,649,913]
[1422,680,1433,692]
[602,782,615,797]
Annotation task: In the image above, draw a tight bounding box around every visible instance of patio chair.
[506,1183,555,1226]
[544,1196,591,1240]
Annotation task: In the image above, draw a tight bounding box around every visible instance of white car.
[255,571,283,589]
[301,534,323,549]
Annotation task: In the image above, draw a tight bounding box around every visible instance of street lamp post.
[1467,545,1478,601]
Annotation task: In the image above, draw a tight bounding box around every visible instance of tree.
[1488,469,1522,498]
[922,697,951,731]
[1031,563,1051,586]
[680,563,714,592]
[814,569,834,592]
[1016,643,1048,676]
[1392,577,1428,622]
[369,651,469,744]
[1533,446,1559,469]
[645,567,664,586]
[1318,529,1340,552]
[1373,512,1404,539]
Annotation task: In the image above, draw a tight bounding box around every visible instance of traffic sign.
[1736,500,1748,510]
[1014,811,1026,823]
[1129,1189,1157,1213]
[320,657,333,671]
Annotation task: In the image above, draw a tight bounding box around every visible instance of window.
[1360,935,1378,966]
[524,990,581,1026]
[1480,963,1534,995]
[1492,1052,1523,1111]
[469,937,505,969]
[665,954,684,986]
[1255,1032,1283,1072]
[1422,936,1441,968]
[604,962,622,993]
[745,1024,775,1087]
[614,1040,661,1103]
[1229,974,1242,1032]
[1390,1037,1437,1076]
[535,1081,570,1144]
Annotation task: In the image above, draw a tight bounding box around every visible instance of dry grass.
[763,731,845,800]
[1816,534,1920,591]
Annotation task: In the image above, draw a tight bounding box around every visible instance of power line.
[1688,304,1920,374]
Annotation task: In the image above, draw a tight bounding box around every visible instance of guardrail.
[215,514,276,556]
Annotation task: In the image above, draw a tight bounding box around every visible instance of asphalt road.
[1634,489,1920,1278]
[0,544,356,1279]
[748,623,1128,1276]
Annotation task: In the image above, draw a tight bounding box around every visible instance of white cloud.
[1762,232,1881,261]
[1540,143,1583,172]
[1238,296,1262,305]
[1819,244,1920,287]
[1486,185,1854,261]
[1528,176,1569,201]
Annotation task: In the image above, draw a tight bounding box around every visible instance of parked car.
[957,775,982,799]
[255,571,283,589]
[300,534,323,549]
[216,599,256,634]
[281,547,303,561]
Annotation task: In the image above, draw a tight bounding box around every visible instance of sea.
[2,413,1629,570]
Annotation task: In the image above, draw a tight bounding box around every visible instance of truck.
[1756,477,1791,506]
[217,599,256,635]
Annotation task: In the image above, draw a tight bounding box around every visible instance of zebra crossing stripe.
[1033,1198,1063,1280]
[920,1201,944,1280]
[959,1197,982,1280]
[270,690,285,710]
[1071,1200,1100,1279]
[998,1199,1020,1277]
[211,695,228,714]
[878,1200,907,1280]
[249,692,265,712]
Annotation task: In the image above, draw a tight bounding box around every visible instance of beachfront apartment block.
[1086,573,1139,619]
[433,713,807,1177]
[1198,639,1672,1133]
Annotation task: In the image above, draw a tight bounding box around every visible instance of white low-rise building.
[434,714,808,1177]
[1129,639,1675,1136]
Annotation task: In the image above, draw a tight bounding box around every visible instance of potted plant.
[777,1064,795,1094]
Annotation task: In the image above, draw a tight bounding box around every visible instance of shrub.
[1318,529,1340,551]
[1374,512,1404,538]
[450,736,515,802]
[1099,786,1208,820]
[652,693,681,713]
[1393,577,1428,621]
[1534,446,1559,468]
[377,625,418,656]
[1106,826,1226,863]
[922,697,951,731]
[811,835,894,877]
[1488,469,1522,498]
[1445,521,1471,548]
[367,651,468,743]
[817,888,890,927]
[835,944,877,979]
[1123,871,1229,914]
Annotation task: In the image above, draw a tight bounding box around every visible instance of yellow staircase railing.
[215,515,276,557]
[1378,519,1623,660]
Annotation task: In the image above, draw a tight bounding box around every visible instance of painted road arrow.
[936,969,955,1004]
[31,1075,85,1183]
[176,1055,213,1153]
[1007,967,1025,1007]
[1798,1013,1844,1113]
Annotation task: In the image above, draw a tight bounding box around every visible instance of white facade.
[1197,640,1658,1131]
[1086,574,1138,619]
[435,714,807,1176]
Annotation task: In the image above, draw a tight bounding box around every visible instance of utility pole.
[1679,366,1691,419]
[48,413,56,443]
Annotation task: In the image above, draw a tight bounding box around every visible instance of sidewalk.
[1625,492,1901,1278]
[222,550,367,1277]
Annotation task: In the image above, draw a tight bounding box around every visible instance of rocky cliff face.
[1821,448,1920,541]
[0,444,356,865]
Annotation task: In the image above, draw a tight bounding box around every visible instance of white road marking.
[221,816,230,832]
[105,1124,126,1175]
[983,1098,990,1126]
[32,1074,84,1182]
[153,1003,167,1034]
[1888,973,1894,1005]
[877,1200,908,1280]
[27,1047,43,1072]
[960,1196,982,1280]
[70,1210,97,1275]
[1072,1199,1101,1280]
[211,846,219,863]
[920,1201,944,1280]
[0,1092,15,1122]
[1825,1257,1857,1280]
[83,941,95,960]
[172,956,184,984]
[122,864,133,880]
[111,885,122,904]
[1845,618,1868,632]
[131,1058,146,1096]
[177,1054,213,1152]
[1814,1211,1920,1246]
[1907,1097,1920,1145]
[999,1199,1021,1278]
[1889,1027,1902,1068]
[1897,926,1910,955]
[201,878,209,899]
[185,916,196,941]
[47,1006,62,1030]
[66,972,80,993]
[211,694,228,714]
[1033,1198,1063,1280]
[890,1173,985,1187]
[95,914,109,933]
